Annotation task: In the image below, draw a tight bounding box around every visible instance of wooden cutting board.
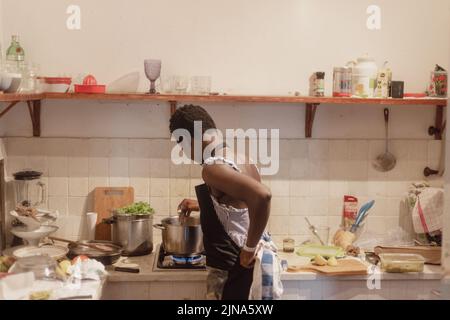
[288,258,368,276]
[94,187,134,240]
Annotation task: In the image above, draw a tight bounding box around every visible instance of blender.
[13,170,45,207]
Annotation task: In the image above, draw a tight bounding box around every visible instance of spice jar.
[283,238,295,253]
[313,72,325,97]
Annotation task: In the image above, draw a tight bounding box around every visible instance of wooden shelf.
[1,92,447,139]
[44,92,446,105]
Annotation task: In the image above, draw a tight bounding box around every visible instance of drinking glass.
[310,226,330,245]
[190,76,211,95]
[173,76,189,94]
[144,59,161,94]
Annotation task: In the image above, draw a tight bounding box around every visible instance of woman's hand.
[239,249,256,269]
[177,199,199,223]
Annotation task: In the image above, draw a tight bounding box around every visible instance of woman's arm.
[202,164,272,250]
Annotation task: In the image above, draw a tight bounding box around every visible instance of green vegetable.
[116,202,154,215]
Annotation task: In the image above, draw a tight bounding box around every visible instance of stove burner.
[156,245,206,270]
[172,255,203,265]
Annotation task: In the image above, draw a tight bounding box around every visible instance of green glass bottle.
[6,35,25,62]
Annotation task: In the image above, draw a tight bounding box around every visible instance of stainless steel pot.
[153,215,204,256]
[104,213,153,256]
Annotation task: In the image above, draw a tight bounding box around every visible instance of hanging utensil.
[373,108,396,172]
[304,217,325,245]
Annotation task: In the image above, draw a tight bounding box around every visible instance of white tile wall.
[2,137,443,245]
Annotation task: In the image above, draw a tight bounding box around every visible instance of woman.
[169,104,271,300]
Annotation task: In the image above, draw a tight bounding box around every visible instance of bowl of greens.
[115,202,155,216]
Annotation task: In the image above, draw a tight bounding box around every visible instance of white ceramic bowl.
[10,225,58,246]
[0,72,22,93]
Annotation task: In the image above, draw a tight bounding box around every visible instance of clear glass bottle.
[6,35,25,62]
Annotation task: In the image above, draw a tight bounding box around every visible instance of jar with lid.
[312,72,325,97]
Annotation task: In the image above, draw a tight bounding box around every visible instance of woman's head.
[169,104,217,160]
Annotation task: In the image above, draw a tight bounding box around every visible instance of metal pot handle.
[153,224,166,230]
[103,217,116,225]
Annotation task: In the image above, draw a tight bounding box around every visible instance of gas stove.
[152,244,206,271]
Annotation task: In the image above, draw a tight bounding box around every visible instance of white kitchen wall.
[0,1,448,246]
[0,0,449,138]
[2,137,443,245]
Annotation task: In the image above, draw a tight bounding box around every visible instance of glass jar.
[429,71,448,97]
[283,238,295,253]
[11,255,58,281]
[313,72,325,97]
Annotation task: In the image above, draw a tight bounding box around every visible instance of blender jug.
[13,170,46,207]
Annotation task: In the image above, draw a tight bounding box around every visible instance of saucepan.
[153,214,204,257]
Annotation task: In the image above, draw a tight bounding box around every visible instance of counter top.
[106,250,444,283]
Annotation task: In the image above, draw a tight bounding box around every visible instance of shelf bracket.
[0,101,20,118]
[169,100,177,117]
[305,103,319,138]
[429,105,445,140]
[26,100,41,137]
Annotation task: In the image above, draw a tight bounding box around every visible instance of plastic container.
[39,77,72,93]
[379,253,425,273]
[351,54,378,98]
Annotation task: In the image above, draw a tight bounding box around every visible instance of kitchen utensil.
[296,244,345,259]
[350,200,375,233]
[378,253,425,273]
[48,236,112,254]
[374,245,441,265]
[153,214,204,256]
[10,225,58,246]
[114,266,140,273]
[103,211,154,256]
[66,240,122,266]
[304,217,325,245]
[93,187,134,241]
[144,59,161,94]
[9,255,58,280]
[58,295,93,300]
[373,108,396,172]
[86,212,97,240]
[74,74,106,93]
[12,170,45,207]
[288,258,368,276]
[12,245,68,260]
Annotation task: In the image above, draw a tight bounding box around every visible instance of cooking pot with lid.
[104,212,153,256]
[153,215,203,256]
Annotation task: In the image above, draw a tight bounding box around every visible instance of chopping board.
[94,187,134,241]
[288,258,368,276]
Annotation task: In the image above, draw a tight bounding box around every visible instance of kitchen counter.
[106,250,443,282]
[103,250,444,299]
